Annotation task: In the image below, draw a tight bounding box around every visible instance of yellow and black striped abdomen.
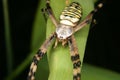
[60,2,82,26]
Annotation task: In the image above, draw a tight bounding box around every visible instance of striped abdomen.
[60,2,82,26]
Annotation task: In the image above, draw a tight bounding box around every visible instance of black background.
[0,0,120,80]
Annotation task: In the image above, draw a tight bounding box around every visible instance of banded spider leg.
[68,35,81,80]
[27,33,56,80]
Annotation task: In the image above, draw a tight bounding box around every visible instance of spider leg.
[45,0,59,27]
[68,35,81,80]
[73,3,103,32]
[27,33,56,80]
[41,8,47,22]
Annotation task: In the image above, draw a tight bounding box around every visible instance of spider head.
[56,24,73,40]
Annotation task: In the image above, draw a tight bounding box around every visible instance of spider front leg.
[44,0,59,27]
[74,3,103,32]
[68,35,81,80]
[27,33,56,80]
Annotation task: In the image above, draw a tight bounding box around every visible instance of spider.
[28,0,103,80]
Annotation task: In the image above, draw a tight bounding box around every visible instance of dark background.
[0,0,120,80]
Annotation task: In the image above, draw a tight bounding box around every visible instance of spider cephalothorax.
[28,0,103,80]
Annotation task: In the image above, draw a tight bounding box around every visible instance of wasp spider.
[28,0,103,80]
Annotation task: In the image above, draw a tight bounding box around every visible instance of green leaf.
[82,64,120,80]
[46,0,94,80]
[31,0,46,50]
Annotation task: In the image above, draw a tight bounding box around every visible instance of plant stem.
[2,0,13,75]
